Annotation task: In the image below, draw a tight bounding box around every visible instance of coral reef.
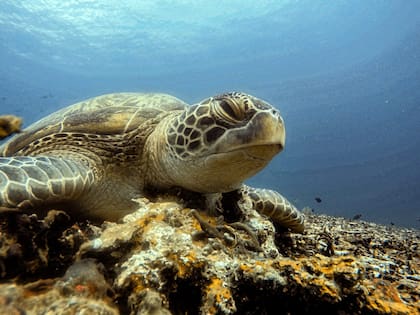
[0,115,22,139]
[0,198,418,314]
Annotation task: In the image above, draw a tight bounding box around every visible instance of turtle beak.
[197,111,285,193]
[251,111,285,150]
[215,111,286,156]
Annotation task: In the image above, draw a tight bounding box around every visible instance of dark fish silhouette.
[315,197,322,203]
[352,214,362,220]
[40,93,53,99]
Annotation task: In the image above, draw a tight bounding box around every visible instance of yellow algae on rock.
[0,200,418,314]
[364,279,419,314]
[167,250,205,279]
[0,115,22,139]
[203,278,236,314]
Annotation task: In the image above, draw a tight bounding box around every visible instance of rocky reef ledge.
[0,114,22,139]
[0,198,418,314]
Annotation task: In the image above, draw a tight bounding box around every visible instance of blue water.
[0,1,419,228]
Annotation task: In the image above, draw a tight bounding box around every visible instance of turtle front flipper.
[239,185,305,233]
[0,156,95,211]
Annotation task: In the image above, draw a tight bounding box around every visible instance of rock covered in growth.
[0,210,93,279]
[0,115,22,139]
[0,260,119,315]
[0,198,419,314]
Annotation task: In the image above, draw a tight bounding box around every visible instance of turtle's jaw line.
[242,144,282,162]
[196,144,280,193]
[203,143,282,166]
[244,144,283,161]
[216,143,283,160]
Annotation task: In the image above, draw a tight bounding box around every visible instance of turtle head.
[151,92,285,193]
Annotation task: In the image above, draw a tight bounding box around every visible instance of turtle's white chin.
[183,144,280,193]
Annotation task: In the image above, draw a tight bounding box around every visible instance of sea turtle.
[0,92,305,232]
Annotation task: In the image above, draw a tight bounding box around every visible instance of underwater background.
[0,0,419,228]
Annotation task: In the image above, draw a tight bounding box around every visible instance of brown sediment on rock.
[0,199,418,314]
[0,115,22,139]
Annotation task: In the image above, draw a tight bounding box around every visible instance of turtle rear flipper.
[241,185,305,233]
[0,156,95,211]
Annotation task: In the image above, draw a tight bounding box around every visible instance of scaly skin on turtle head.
[146,92,286,193]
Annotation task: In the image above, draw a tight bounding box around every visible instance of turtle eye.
[214,99,246,123]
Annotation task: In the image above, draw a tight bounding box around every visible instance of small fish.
[390,222,395,226]
[40,93,53,99]
[352,214,362,220]
[314,197,322,203]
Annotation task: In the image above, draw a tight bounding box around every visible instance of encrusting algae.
[0,197,418,314]
[0,115,22,139]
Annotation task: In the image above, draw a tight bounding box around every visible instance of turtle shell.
[0,93,187,156]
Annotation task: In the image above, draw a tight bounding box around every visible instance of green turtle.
[0,92,304,232]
